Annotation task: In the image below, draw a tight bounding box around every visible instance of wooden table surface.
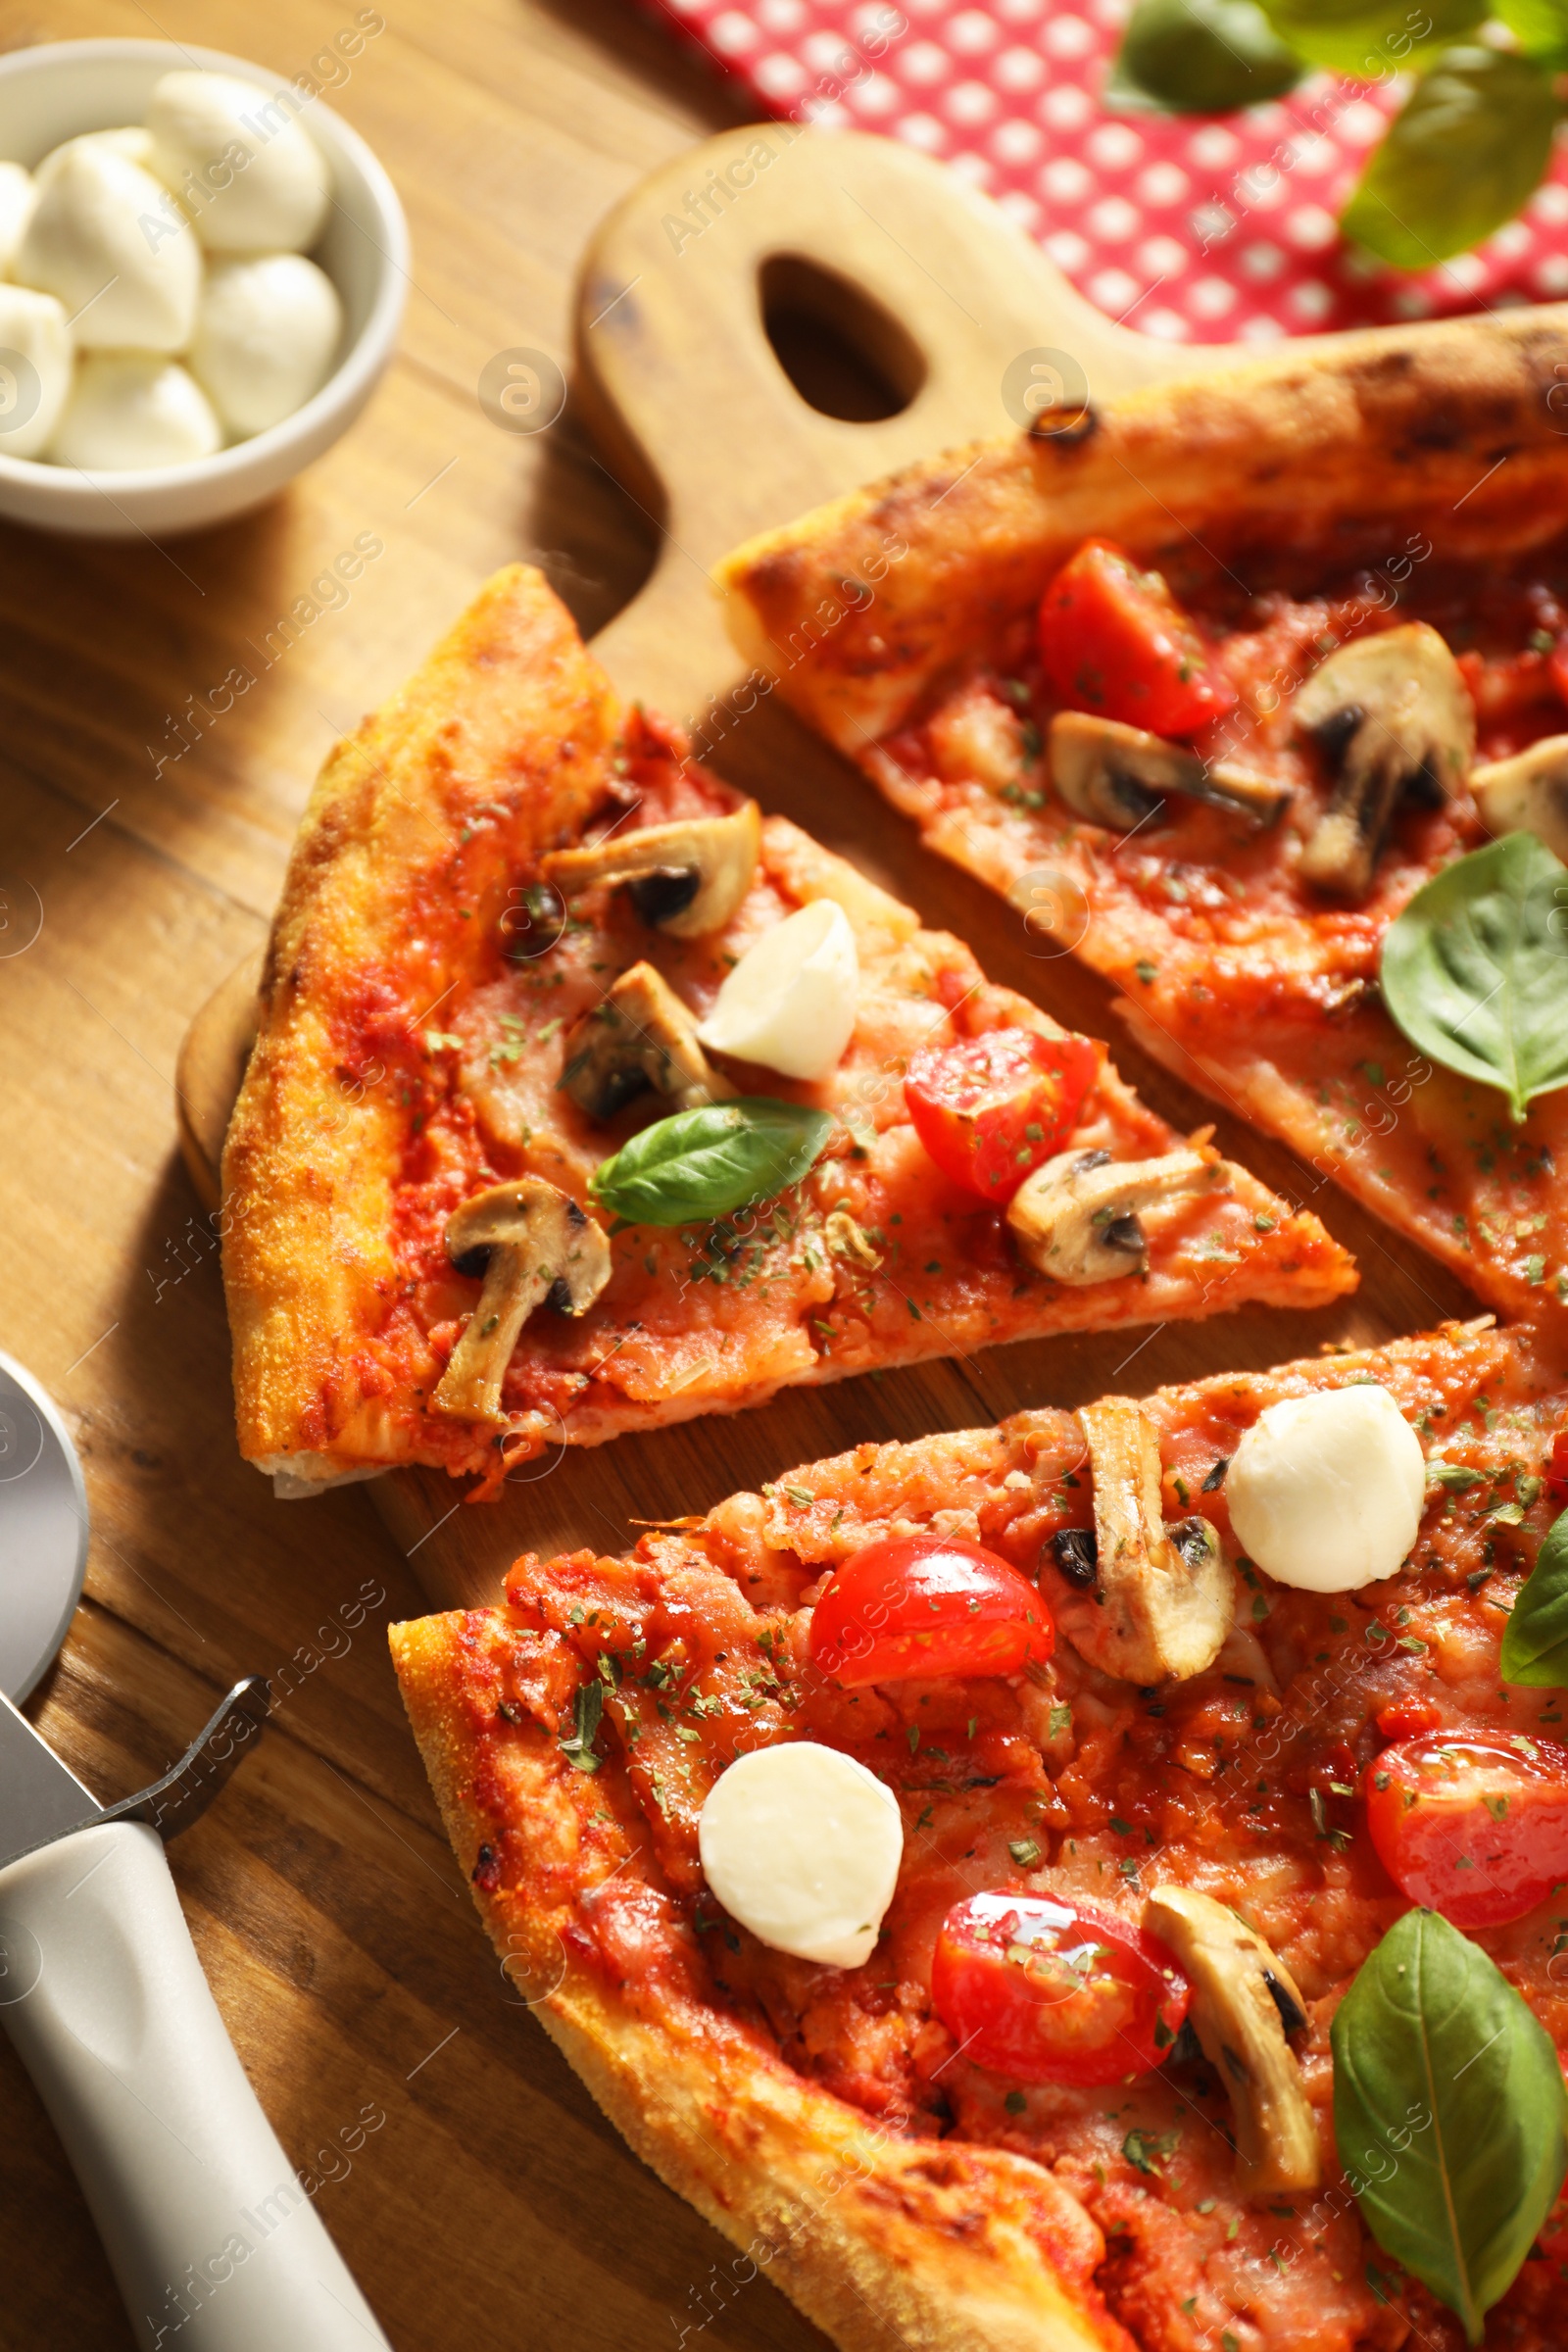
[0,6,1481,2347]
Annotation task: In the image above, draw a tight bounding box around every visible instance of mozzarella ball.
[190,252,341,435]
[145,72,330,254]
[698,899,859,1081]
[0,287,72,460]
[698,1741,904,1970]
[50,353,220,471]
[15,144,199,351]
[1226,1385,1427,1594]
[0,161,34,274]
[33,126,156,178]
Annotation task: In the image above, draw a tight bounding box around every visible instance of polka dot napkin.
[653,0,1568,339]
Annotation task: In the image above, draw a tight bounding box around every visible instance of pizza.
[713,310,1568,1327]
[391,1313,1568,2352]
[220,564,1351,1494]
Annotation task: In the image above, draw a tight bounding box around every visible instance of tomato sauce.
[899,546,1568,943]
[313,711,1347,1480]
[882,542,1568,1328]
[471,1322,1568,2351]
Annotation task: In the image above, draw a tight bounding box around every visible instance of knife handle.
[0,1820,391,2351]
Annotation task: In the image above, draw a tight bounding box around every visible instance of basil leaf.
[1109,0,1300,114]
[1495,0,1568,62]
[1259,0,1482,74]
[1501,1502,1568,1687]
[1380,833,1568,1122]
[1341,48,1560,270]
[589,1099,833,1227]
[1334,1910,1567,2342]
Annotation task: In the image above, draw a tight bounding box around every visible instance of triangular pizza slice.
[221,565,1350,1491]
[716,310,1568,1327]
[391,1315,1568,2352]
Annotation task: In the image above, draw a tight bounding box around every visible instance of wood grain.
[573,121,1253,721]
[0,19,1478,2352]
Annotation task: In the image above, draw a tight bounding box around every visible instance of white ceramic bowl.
[0,39,408,536]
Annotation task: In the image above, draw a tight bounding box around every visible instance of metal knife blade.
[0,1694,99,1872]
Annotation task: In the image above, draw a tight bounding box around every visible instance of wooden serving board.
[177,122,1469,1620]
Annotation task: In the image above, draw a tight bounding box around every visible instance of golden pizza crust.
[391,1608,1132,2352]
[714,309,1568,753]
[222,566,616,1471]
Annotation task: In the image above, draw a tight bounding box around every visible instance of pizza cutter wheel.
[0,1351,391,2350]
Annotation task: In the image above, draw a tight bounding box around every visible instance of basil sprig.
[1494,0,1568,61]
[1260,0,1482,74]
[1108,1,1567,263]
[1342,47,1559,269]
[1501,1501,1568,1686]
[1108,0,1300,113]
[1333,1909,1568,2342]
[589,1099,833,1228]
[1380,833,1568,1124]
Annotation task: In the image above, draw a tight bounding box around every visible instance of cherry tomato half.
[809,1536,1054,1688]
[1374,1697,1443,1742]
[904,1026,1103,1202]
[1365,1732,1568,1929]
[1039,540,1236,740]
[932,1891,1190,2085]
[1545,1426,1568,1506]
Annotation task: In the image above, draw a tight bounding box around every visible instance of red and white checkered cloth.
[655,0,1568,338]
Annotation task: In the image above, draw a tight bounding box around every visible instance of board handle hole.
[760,255,925,423]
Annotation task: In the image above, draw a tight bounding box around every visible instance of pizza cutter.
[0,1350,391,2351]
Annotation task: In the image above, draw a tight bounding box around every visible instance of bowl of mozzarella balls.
[0,38,407,535]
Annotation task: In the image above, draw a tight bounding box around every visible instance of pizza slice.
[391,1315,1568,2352]
[220,565,1350,1493]
[714,310,1568,1325]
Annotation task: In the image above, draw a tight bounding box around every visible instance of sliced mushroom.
[541,801,761,937]
[432,1179,611,1423]
[1294,623,1474,898]
[1053,1396,1232,1683]
[1050,711,1289,831]
[1051,1526,1099,1588]
[559,961,735,1122]
[1471,734,1568,862]
[1143,1886,1321,2199]
[1007,1145,1225,1286]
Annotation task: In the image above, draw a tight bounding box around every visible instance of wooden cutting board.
[176,122,1466,1619]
